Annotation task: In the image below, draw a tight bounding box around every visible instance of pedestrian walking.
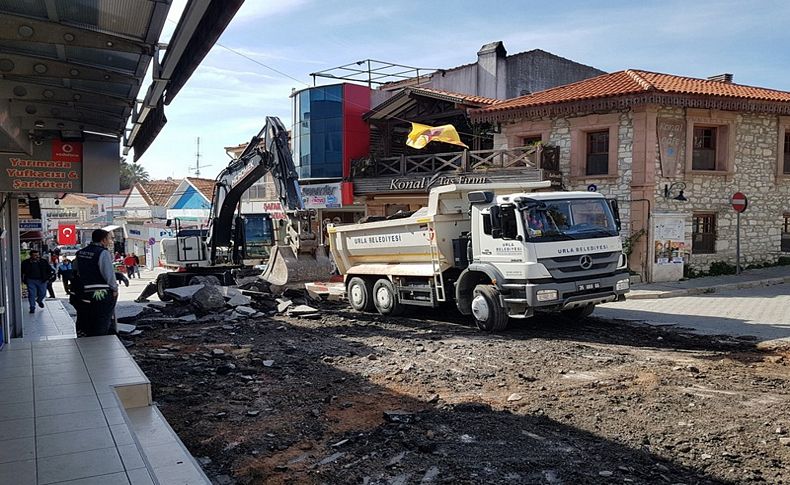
[123,253,136,279]
[132,253,141,278]
[72,229,119,336]
[57,256,75,293]
[20,249,54,313]
[46,254,57,298]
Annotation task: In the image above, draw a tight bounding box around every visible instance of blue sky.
[138,0,790,179]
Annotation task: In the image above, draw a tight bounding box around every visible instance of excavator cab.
[261,208,333,289]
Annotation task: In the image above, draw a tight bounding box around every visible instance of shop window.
[692,126,717,170]
[692,213,716,254]
[784,132,790,175]
[782,213,790,252]
[586,130,610,175]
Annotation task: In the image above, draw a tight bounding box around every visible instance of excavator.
[135,116,333,302]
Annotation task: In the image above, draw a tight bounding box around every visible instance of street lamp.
[663,182,688,201]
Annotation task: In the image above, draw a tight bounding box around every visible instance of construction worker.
[72,229,118,336]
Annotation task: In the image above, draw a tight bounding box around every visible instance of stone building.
[470,70,790,282]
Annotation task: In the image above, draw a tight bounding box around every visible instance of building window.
[692,213,716,254]
[692,126,717,170]
[586,130,609,175]
[782,213,790,252]
[522,135,542,146]
[784,132,790,175]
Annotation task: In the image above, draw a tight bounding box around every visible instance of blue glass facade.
[293,85,343,179]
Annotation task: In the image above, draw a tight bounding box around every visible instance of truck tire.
[347,277,374,312]
[562,304,595,320]
[471,284,508,332]
[372,278,405,316]
[156,275,173,302]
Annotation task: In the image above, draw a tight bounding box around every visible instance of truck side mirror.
[608,199,622,232]
[489,206,503,238]
[500,205,518,239]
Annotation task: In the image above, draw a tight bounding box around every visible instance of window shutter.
[716,124,729,171]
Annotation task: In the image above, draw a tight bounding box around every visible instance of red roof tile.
[474,69,790,116]
[186,177,216,200]
[140,179,180,206]
[408,87,502,106]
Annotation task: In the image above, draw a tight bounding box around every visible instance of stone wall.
[501,105,790,275]
[653,107,790,271]
[503,110,634,237]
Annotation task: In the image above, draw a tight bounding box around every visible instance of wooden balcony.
[352,145,559,178]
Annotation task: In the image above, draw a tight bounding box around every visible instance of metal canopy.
[0,0,170,153]
[0,0,244,160]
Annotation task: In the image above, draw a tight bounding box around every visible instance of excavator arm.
[206,116,332,286]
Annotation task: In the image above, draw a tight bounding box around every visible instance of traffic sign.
[731,192,748,213]
[587,184,597,192]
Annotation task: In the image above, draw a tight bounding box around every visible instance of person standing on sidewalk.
[21,250,54,313]
[73,229,118,336]
[123,253,136,279]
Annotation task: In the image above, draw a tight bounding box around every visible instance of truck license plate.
[577,283,600,291]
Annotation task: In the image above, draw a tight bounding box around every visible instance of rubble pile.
[118,282,336,340]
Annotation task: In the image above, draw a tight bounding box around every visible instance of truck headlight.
[536,289,558,302]
[616,279,630,291]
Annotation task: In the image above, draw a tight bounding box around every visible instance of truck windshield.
[522,198,618,241]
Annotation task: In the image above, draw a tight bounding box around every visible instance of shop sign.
[128,229,142,236]
[1,156,83,192]
[387,174,490,191]
[302,183,342,209]
[657,119,684,178]
[19,219,43,230]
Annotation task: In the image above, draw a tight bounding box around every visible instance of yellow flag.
[406,122,468,150]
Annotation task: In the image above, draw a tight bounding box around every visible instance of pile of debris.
[117,282,336,339]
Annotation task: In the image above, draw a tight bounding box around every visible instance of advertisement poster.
[654,240,687,265]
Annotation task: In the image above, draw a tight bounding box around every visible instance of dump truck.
[328,181,630,331]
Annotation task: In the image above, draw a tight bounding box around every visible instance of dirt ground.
[129,302,790,485]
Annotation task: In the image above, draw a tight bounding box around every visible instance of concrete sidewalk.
[628,265,790,300]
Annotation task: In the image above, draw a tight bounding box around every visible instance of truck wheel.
[471,284,508,332]
[372,279,404,316]
[156,275,173,302]
[347,277,374,312]
[562,304,595,320]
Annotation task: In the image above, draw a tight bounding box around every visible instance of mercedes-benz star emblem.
[579,255,593,270]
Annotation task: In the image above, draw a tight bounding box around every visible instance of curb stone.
[627,275,789,300]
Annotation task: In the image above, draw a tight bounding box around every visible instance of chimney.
[707,73,734,83]
[476,41,507,99]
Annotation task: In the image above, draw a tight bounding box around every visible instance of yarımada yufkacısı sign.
[0,140,83,192]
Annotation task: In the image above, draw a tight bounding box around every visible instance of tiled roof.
[407,87,501,106]
[61,194,98,206]
[140,179,180,206]
[186,177,216,200]
[474,69,790,115]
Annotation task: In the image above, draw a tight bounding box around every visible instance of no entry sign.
[731,192,748,213]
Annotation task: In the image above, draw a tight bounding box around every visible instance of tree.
[120,158,150,190]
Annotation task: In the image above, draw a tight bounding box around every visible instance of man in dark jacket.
[21,250,54,313]
[72,229,118,336]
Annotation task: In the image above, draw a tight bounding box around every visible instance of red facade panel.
[342,84,371,178]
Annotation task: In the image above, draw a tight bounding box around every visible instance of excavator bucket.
[261,245,334,289]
